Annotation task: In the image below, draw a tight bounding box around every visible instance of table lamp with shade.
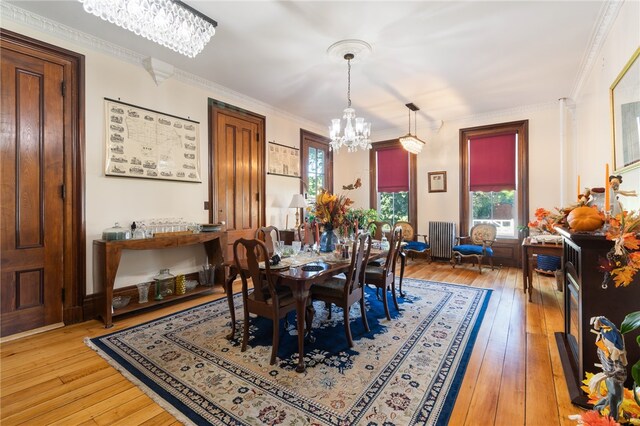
[289,194,307,228]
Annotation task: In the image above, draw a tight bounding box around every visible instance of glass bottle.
[381,235,390,251]
[153,268,175,300]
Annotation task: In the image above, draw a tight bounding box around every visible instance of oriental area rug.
[86,279,491,426]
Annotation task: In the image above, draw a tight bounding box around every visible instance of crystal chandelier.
[329,53,372,152]
[78,0,217,58]
[399,103,426,154]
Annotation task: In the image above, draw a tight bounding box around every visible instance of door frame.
[207,98,266,227]
[300,129,333,196]
[0,29,86,324]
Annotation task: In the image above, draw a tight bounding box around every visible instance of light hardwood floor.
[1,261,579,425]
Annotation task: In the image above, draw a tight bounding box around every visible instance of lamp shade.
[289,194,307,208]
[399,134,425,154]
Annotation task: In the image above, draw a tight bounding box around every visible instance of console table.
[521,237,562,302]
[555,228,639,406]
[93,232,226,327]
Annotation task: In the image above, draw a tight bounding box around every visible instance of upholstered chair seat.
[450,223,497,273]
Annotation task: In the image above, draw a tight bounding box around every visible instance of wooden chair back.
[384,226,404,275]
[233,238,276,303]
[297,222,317,245]
[367,221,391,240]
[345,233,372,295]
[255,226,280,257]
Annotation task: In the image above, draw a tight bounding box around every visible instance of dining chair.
[364,226,403,321]
[311,233,372,347]
[297,222,317,246]
[233,238,297,365]
[255,226,280,257]
[393,221,431,262]
[451,223,497,273]
[366,220,391,240]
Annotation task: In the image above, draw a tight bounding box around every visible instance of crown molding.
[0,2,326,133]
[570,0,623,100]
[0,2,146,65]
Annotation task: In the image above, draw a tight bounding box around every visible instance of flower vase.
[320,225,339,253]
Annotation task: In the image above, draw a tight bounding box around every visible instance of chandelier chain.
[347,58,352,108]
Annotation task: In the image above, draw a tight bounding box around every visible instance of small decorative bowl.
[112,296,131,309]
[185,280,198,291]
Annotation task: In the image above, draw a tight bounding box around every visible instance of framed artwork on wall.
[104,98,201,182]
[428,171,447,193]
[610,47,640,174]
[267,141,300,178]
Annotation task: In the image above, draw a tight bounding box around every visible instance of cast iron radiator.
[428,221,456,259]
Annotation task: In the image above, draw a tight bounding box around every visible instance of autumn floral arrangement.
[311,178,361,229]
[528,207,565,234]
[599,210,640,288]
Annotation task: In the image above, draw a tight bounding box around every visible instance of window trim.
[459,120,529,240]
[300,129,333,196]
[369,139,417,230]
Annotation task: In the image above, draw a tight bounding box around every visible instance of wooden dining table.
[224,249,386,373]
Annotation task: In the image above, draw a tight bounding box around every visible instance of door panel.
[1,48,64,336]
[211,105,264,261]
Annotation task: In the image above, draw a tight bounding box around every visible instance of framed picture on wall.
[428,171,447,193]
[267,141,300,177]
[611,47,640,173]
[104,98,201,182]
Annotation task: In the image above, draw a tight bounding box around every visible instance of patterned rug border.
[86,279,492,425]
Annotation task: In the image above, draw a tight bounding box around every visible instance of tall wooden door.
[0,46,65,336]
[209,102,265,261]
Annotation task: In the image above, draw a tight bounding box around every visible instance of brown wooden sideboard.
[555,228,640,407]
[93,232,226,327]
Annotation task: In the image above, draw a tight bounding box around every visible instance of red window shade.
[469,133,516,192]
[377,147,409,192]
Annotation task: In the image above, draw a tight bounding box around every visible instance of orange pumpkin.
[567,206,603,232]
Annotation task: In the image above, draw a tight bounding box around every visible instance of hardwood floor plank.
[139,411,181,426]
[51,388,149,425]
[535,272,575,426]
[464,285,516,426]
[1,363,115,417]
[2,374,131,425]
[1,354,105,395]
[525,273,561,426]
[494,281,527,425]
[448,267,508,425]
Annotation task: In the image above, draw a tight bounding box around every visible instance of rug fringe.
[84,337,197,426]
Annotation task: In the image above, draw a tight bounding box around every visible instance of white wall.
[2,18,325,293]
[573,0,640,211]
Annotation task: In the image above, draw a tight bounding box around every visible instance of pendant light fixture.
[78,0,217,58]
[399,103,426,154]
[328,52,372,152]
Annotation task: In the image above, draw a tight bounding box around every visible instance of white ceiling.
[7,0,606,135]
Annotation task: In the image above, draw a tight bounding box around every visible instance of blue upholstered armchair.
[451,223,497,273]
[394,221,431,262]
